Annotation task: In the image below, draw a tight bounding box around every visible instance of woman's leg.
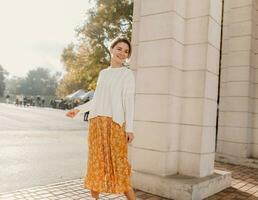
[124,188,136,200]
[90,190,99,199]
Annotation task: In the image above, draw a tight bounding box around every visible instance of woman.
[67,36,136,200]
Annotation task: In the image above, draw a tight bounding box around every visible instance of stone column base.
[216,153,258,169]
[132,170,231,200]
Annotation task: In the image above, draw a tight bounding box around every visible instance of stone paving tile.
[0,162,258,199]
[205,162,258,200]
[0,179,168,200]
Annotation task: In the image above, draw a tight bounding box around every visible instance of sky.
[0,0,93,78]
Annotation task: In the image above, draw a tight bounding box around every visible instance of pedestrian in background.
[5,94,10,104]
[67,36,136,200]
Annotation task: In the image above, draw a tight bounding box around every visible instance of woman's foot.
[90,190,99,199]
[124,188,136,200]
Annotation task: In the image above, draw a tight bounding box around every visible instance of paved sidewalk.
[0,180,168,200]
[0,162,258,200]
[205,162,258,200]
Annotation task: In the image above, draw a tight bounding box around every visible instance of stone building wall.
[216,0,258,166]
[129,1,231,199]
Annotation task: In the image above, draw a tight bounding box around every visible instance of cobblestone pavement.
[205,162,258,200]
[0,162,257,200]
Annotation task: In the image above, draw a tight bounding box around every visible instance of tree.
[0,65,8,97]
[57,0,133,97]
[6,67,60,96]
[5,76,23,95]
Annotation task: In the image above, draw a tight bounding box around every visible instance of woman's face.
[110,42,130,65]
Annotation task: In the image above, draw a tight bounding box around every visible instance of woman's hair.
[110,36,132,58]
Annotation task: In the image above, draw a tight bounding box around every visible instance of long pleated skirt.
[84,116,132,194]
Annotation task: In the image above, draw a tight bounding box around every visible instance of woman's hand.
[126,132,134,143]
[66,109,80,118]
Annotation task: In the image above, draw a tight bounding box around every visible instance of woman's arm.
[74,100,93,115]
[123,72,135,133]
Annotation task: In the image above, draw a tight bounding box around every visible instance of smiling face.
[110,42,130,66]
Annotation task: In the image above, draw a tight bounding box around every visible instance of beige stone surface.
[133,121,179,151]
[252,113,258,129]
[136,67,170,94]
[219,96,251,112]
[207,44,220,74]
[132,168,231,200]
[179,152,215,177]
[168,95,182,124]
[204,71,219,100]
[133,0,141,21]
[216,140,251,157]
[209,0,222,24]
[229,21,252,37]
[252,38,258,53]
[219,111,252,128]
[180,125,216,154]
[227,51,251,66]
[220,82,250,97]
[185,0,209,18]
[131,21,140,45]
[230,0,252,8]
[169,67,183,96]
[221,66,252,83]
[137,39,184,68]
[253,129,258,144]
[134,94,170,122]
[132,147,178,176]
[184,44,208,70]
[228,36,252,51]
[131,0,230,198]
[253,98,258,113]
[139,11,184,43]
[208,17,221,49]
[230,5,252,23]
[140,0,177,16]
[252,144,258,158]
[256,24,258,37]
[182,70,206,97]
[129,44,138,69]
[218,126,252,143]
[185,17,208,44]
[181,98,217,126]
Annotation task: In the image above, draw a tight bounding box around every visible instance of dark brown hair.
[110,36,132,58]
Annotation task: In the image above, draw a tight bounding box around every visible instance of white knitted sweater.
[77,66,135,132]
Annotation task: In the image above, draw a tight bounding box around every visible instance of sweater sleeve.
[76,100,93,115]
[74,70,103,115]
[123,71,135,133]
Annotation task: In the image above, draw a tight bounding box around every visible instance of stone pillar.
[253,0,258,159]
[130,0,231,199]
[216,0,258,167]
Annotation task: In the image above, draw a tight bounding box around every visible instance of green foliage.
[5,76,23,95]
[0,65,8,97]
[57,0,133,97]
[6,67,60,96]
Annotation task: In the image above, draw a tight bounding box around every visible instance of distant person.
[15,96,19,106]
[5,94,10,104]
[41,98,45,107]
[84,111,89,121]
[19,95,23,106]
[66,36,136,200]
[31,96,35,106]
[36,96,41,107]
[23,96,28,106]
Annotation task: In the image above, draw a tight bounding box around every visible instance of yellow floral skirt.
[84,116,132,194]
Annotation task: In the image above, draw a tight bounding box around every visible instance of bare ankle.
[124,188,136,200]
[90,190,99,199]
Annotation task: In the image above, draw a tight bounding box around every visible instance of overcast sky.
[0,0,93,78]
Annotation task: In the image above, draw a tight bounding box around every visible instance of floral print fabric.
[84,116,132,193]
